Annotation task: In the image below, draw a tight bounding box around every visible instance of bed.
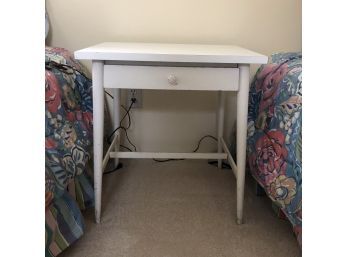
[247,52,302,245]
[45,46,94,256]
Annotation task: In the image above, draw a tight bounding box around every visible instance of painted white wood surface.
[102,134,119,172]
[104,65,239,91]
[92,61,104,224]
[112,89,121,168]
[110,151,227,159]
[75,42,268,64]
[236,64,250,225]
[217,91,225,168]
[221,137,237,178]
[75,43,267,225]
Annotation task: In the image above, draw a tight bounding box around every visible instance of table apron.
[104,65,239,91]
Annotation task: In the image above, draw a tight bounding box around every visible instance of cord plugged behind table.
[104,91,231,174]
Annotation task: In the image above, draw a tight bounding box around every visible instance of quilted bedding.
[247,52,302,245]
[45,47,94,256]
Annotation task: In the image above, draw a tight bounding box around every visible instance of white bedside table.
[75,42,267,224]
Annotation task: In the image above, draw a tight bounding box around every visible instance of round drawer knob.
[168,75,178,86]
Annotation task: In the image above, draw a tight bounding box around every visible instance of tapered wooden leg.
[217,91,225,169]
[112,89,121,168]
[236,64,250,224]
[92,60,104,224]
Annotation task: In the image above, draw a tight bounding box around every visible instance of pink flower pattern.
[247,52,302,247]
[255,63,289,115]
[251,130,288,185]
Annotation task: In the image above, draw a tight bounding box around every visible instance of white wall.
[46,0,301,152]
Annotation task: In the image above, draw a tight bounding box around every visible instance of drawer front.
[104,65,239,91]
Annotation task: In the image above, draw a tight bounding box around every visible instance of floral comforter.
[247,53,302,245]
[45,47,94,256]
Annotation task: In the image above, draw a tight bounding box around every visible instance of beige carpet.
[60,159,301,257]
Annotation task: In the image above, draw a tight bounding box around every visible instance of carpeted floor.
[60,159,301,257]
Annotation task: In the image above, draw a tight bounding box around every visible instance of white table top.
[74,42,268,64]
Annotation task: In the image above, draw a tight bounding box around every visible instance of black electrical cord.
[103,90,229,167]
[153,134,218,163]
[105,92,132,132]
[103,91,138,170]
[107,100,136,151]
[192,135,217,152]
[96,90,137,175]
[120,144,133,152]
[45,60,91,82]
[104,90,114,99]
[107,125,137,151]
[119,104,132,130]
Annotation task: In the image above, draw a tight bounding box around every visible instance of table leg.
[112,89,121,168]
[236,64,250,224]
[92,60,104,223]
[217,91,225,169]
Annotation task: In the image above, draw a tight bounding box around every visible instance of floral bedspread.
[247,53,302,245]
[45,47,94,256]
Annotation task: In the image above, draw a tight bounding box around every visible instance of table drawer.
[104,65,239,91]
